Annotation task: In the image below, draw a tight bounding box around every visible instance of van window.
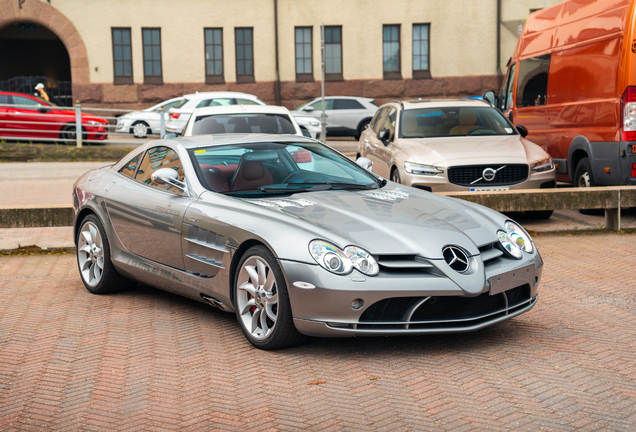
[499,63,516,111]
[516,55,550,107]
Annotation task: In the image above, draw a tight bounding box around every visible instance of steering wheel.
[467,126,489,135]
[283,171,327,184]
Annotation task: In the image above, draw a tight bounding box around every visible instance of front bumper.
[116,118,133,133]
[281,252,542,337]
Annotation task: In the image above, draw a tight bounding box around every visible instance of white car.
[294,116,321,139]
[293,96,378,140]
[115,97,186,138]
[166,91,266,135]
[182,105,305,137]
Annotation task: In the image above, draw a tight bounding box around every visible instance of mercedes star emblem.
[442,246,470,273]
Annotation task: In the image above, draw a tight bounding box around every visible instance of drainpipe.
[274,0,282,105]
[496,0,503,87]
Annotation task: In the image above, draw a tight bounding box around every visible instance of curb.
[0,206,74,228]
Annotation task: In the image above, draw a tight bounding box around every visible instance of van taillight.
[621,86,636,141]
[632,163,636,178]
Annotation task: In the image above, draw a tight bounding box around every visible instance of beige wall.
[49,0,559,85]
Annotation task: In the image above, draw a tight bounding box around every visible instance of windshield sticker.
[195,150,206,154]
[361,188,410,202]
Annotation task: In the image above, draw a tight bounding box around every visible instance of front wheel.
[60,124,87,142]
[234,245,306,350]
[574,157,603,215]
[76,214,135,294]
[391,167,401,184]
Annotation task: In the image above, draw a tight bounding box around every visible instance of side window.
[333,99,365,110]
[371,107,388,133]
[309,99,334,110]
[0,94,10,105]
[134,146,185,193]
[158,99,185,111]
[385,107,397,140]
[516,55,550,107]
[499,63,517,111]
[12,95,41,109]
[119,153,142,178]
[235,98,260,105]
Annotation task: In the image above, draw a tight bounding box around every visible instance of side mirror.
[151,167,187,192]
[483,90,496,107]
[301,129,311,138]
[303,106,314,112]
[516,124,528,138]
[356,157,373,171]
[38,107,48,113]
[162,132,177,139]
[378,129,390,144]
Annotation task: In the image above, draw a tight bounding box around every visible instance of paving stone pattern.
[0,234,635,431]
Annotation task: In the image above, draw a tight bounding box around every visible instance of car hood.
[397,135,532,166]
[239,185,506,259]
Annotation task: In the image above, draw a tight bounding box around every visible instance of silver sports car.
[72,134,543,349]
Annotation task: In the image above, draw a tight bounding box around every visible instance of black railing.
[0,76,72,107]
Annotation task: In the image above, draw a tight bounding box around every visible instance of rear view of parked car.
[0,91,108,142]
[489,0,636,188]
[165,91,266,135]
[293,96,377,140]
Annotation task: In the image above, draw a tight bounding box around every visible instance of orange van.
[490,0,636,187]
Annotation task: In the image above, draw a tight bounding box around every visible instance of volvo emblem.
[482,167,497,182]
[442,246,470,273]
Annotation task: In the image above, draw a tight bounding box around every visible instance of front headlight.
[308,119,320,127]
[309,240,352,275]
[344,246,379,276]
[87,121,103,126]
[531,157,554,172]
[497,221,534,259]
[404,161,444,175]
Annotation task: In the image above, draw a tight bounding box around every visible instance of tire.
[354,120,371,141]
[131,121,150,138]
[76,214,135,294]
[391,167,401,184]
[574,157,603,215]
[59,124,87,142]
[524,210,553,220]
[234,245,306,350]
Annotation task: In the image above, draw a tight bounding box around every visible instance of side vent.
[184,225,228,278]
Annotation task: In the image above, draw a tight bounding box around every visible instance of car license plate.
[469,186,509,192]
[489,263,536,295]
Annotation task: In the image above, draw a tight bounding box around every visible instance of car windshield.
[189,141,381,196]
[399,106,517,138]
[190,113,296,135]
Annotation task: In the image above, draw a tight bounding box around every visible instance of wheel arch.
[568,136,593,183]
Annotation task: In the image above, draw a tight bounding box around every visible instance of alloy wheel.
[236,256,278,340]
[578,170,590,187]
[133,123,148,138]
[77,221,104,287]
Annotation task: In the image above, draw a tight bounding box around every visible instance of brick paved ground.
[0,233,635,431]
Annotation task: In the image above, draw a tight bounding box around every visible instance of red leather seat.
[230,159,273,191]
[199,164,229,192]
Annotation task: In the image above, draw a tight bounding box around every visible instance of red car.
[0,91,108,142]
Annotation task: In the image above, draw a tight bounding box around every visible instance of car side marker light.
[293,281,316,290]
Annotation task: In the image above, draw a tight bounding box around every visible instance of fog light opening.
[533,277,538,287]
[350,298,364,310]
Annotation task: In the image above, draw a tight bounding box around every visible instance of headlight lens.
[87,120,103,126]
[308,119,320,127]
[531,157,554,172]
[404,161,444,175]
[344,246,379,276]
[497,230,523,259]
[309,240,352,275]
[505,221,533,253]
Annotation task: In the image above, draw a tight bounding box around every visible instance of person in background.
[34,83,50,102]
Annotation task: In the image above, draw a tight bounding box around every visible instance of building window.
[295,27,313,82]
[383,24,401,80]
[412,24,430,79]
[204,28,224,84]
[111,28,133,85]
[324,26,343,81]
[142,28,162,84]
[235,27,254,83]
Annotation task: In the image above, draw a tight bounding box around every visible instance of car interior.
[400,107,513,138]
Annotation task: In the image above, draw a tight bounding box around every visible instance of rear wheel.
[574,157,603,215]
[76,214,135,294]
[354,120,371,141]
[234,245,306,350]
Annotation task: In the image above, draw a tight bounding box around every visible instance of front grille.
[356,284,533,330]
[448,164,529,186]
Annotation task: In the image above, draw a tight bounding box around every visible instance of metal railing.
[0,102,166,146]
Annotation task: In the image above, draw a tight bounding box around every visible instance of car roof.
[182,91,261,100]
[192,105,291,117]
[167,133,315,149]
[396,99,492,109]
[312,96,374,102]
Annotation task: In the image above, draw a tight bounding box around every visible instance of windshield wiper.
[281,182,376,190]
